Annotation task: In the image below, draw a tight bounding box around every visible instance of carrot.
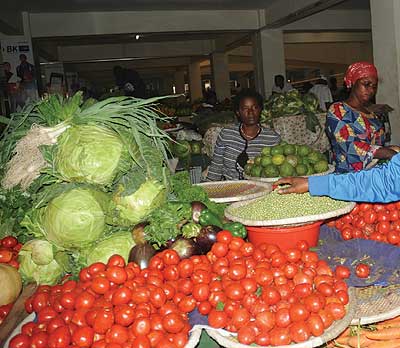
[366,328,400,340]
[335,336,350,345]
[380,317,400,325]
[367,340,400,348]
[375,323,400,330]
[347,335,375,347]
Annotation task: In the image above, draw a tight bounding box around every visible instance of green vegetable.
[199,209,223,228]
[18,239,68,285]
[181,222,202,238]
[223,222,247,238]
[54,125,132,186]
[228,190,349,221]
[23,187,110,250]
[113,180,166,226]
[85,231,135,265]
[144,202,192,247]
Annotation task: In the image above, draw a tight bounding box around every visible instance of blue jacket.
[309,153,400,203]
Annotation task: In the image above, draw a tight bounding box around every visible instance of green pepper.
[181,222,201,238]
[223,222,247,239]
[198,209,223,228]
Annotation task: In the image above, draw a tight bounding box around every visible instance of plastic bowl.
[246,221,322,250]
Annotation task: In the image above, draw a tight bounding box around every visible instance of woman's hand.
[274,177,309,194]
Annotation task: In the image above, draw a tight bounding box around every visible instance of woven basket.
[351,285,400,325]
[225,196,355,227]
[244,165,335,183]
[196,180,271,203]
[206,288,356,348]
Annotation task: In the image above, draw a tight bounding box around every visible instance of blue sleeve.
[309,153,400,202]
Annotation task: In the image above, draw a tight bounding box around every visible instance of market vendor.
[206,89,280,181]
[275,152,400,203]
[326,62,399,173]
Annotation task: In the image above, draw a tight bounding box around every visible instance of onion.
[0,264,22,306]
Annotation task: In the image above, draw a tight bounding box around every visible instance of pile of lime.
[245,142,329,178]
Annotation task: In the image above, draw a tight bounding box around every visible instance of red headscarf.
[344,62,378,88]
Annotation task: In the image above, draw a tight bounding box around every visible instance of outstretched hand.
[274,177,309,194]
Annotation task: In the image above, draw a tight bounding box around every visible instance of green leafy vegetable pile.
[260,89,321,132]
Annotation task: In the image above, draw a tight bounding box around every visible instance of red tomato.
[231,307,251,329]
[293,284,312,298]
[162,312,185,333]
[275,308,291,328]
[355,263,370,278]
[269,327,291,346]
[325,302,346,320]
[107,255,125,268]
[262,286,281,305]
[9,333,31,348]
[237,326,257,345]
[318,309,334,329]
[228,264,246,281]
[255,311,275,331]
[1,236,18,248]
[0,249,13,263]
[296,240,309,251]
[198,301,212,315]
[225,283,245,301]
[105,324,129,344]
[72,326,94,347]
[304,294,325,313]
[211,243,228,258]
[376,221,391,234]
[208,309,227,328]
[106,267,127,284]
[388,230,400,244]
[289,303,310,322]
[48,326,71,348]
[364,210,377,224]
[30,332,48,348]
[307,313,325,337]
[132,336,151,348]
[290,321,311,343]
[335,265,351,279]
[217,230,233,244]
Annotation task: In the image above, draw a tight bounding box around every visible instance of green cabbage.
[55,125,132,186]
[42,187,110,249]
[113,180,166,226]
[85,232,135,265]
[18,239,67,285]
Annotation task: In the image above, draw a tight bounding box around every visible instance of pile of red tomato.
[9,231,350,348]
[0,236,22,326]
[331,202,400,245]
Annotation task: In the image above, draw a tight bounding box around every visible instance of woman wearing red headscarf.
[326,62,399,173]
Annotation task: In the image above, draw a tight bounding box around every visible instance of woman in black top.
[207,89,280,181]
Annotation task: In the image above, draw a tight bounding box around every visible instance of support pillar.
[188,61,202,102]
[252,29,285,98]
[174,69,186,95]
[371,0,400,144]
[210,52,231,101]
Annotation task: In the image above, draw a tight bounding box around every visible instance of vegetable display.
[260,89,321,132]
[245,142,329,178]
[228,189,349,222]
[332,202,400,244]
[9,231,350,347]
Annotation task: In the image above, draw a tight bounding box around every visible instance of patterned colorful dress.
[326,102,385,173]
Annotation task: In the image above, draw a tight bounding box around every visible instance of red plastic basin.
[246,221,322,250]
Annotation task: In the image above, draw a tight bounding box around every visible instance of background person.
[326,62,398,173]
[206,89,280,181]
[309,76,333,111]
[272,74,293,94]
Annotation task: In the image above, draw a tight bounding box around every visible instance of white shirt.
[309,84,333,111]
[272,83,294,94]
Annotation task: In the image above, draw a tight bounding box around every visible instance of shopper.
[309,76,333,111]
[272,75,293,94]
[275,151,400,203]
[206,89,280,181]
[326,62,398,173]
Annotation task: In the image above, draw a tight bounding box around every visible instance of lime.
[272,154,285,166]
[254,156,262,166]
[314,160,329,173]
[262,164,280,178]
[297,144,311,157]
[295,164,308,176]
[307,151,320,164]
[271,145,284,156]
[251,165,262,177]
[285,154,298,168]
[279,162,295,176]
[261,156,273,167]
[283,144,296,155]
[261,147,272,156]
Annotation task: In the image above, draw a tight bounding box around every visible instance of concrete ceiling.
[6,0,277,12]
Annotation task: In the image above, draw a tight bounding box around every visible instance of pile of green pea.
[229,190,349,221]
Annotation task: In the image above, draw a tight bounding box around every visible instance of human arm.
[373,146,397,160]
[206,131,226,181]
[276,154,400,202]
